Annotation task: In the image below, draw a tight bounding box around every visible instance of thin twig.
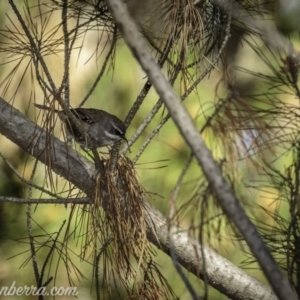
[105,1,297,299]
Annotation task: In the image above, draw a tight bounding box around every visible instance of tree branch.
[0,97,277,299]
[104,0,295,299]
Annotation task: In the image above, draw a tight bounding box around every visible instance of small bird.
[34,103,127,149]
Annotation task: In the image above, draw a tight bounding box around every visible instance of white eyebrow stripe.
[112,124,124,135]
[104,130,121,140]
[110,120,124,133]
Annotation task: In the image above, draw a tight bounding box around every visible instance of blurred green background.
[0,0,298,299]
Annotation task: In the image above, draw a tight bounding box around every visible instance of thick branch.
[104,0,295,299]
[0,97,276,299]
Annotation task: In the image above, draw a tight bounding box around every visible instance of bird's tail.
[34,103,60,113]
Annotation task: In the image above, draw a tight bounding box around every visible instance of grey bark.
[0,97,277,299]
[104,0,295,299]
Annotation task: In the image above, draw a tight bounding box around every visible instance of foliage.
[0,0,299,299]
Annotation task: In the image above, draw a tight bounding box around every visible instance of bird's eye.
[113,128,123,136]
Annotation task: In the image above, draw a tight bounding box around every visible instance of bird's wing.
[72,108,97,124]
